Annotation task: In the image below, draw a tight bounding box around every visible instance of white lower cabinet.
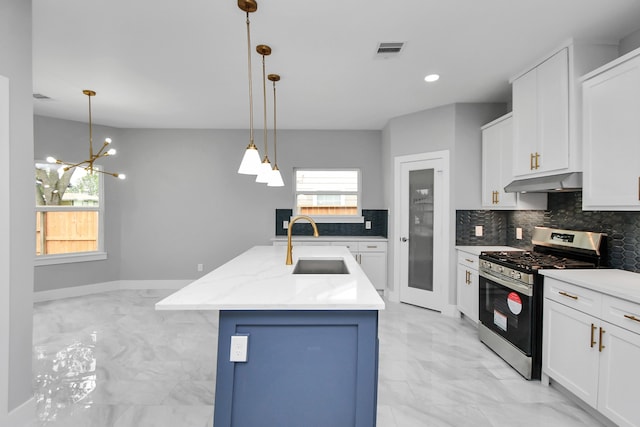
[543,278,640,427]
[331,241,387,291]
[456,250,479,323]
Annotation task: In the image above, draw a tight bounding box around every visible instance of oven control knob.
[498,266,504,273]
[515,272,521,280]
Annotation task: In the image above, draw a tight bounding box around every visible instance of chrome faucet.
[286,215,319,265]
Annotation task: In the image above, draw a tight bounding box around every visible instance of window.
[35,161,106,265]
[294,169,362,221]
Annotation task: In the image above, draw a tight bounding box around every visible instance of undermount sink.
[292,258,350,275]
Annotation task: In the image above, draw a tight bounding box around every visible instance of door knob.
[401,237,408,242]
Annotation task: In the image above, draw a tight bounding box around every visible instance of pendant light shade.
[255,44,272,183]
[237,0,261,175]
[238,145,261,174]
[267,73,284,187]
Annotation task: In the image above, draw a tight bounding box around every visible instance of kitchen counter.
[155,245,382,426]
[155,245,384,311]
[540,268,640,304]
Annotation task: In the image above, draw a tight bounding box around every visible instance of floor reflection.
[33,333,97,425]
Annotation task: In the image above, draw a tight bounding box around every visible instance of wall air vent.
[33,93,51,100]
[376,42,405,58]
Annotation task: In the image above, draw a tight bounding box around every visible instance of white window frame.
[293,168,364,223]
[34,161,107,266]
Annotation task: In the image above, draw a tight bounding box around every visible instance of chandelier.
[47,89,125,180]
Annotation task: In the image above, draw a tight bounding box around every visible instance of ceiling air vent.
[33,93,51,100]
[376,42,405,57]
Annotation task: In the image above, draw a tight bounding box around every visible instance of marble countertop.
[155,245,385,311]
[455,245,525,256]
[271,236,388,242]
[540,269,640,304]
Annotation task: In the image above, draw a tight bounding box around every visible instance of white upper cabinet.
[513,48,570,177]
[481,114,547,210]
[582,47,640,210]
[511,40,618,179]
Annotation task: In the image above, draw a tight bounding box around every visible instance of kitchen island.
[156,245,385,427]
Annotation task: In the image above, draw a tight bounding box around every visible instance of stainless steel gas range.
[478,227,607,380]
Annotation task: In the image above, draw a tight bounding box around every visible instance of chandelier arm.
[94,141,110,157]
[56,159,89,170]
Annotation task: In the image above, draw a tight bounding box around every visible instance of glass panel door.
[397,151,449,312]
[408,169,434,291]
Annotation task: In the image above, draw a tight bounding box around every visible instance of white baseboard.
[386,288,400,303]
[118,280,190,290]
[8,396,35,427]
[34,280,190,302]
[441,303,460,318]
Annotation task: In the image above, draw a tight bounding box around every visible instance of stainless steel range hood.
[504,172,582,193]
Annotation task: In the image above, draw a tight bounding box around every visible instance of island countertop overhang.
[155,245,385,311]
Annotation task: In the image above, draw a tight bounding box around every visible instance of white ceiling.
[32,0,640,130]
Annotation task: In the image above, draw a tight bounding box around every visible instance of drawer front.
[329,241,359,253]
[602,294,640,335]
[357,241,387,253]
[457,251,478,270]
[544,278,602,318]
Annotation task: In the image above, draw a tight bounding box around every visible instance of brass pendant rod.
[245,12,254,145]
[261,51,268,158]
[272,78,277,165]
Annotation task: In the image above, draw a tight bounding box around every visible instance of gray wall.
[1,0,35,414]
[34,116,123,291]
[33,122,383,286]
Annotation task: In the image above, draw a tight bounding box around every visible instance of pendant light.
[237,0,261,175]
[255,44,273,183]
[46,89,125,180]
[267,74,284,187]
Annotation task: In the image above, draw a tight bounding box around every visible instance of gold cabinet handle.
[535,152,540,170]
[624,314,640,323]
[465,270,470,284]
[590,323,597,348]
[559,291,578,300]
[638,177,640,201]
[599,327,606,352]
[465,258,474,263]
[530,153,535,170]
[495,191,499,204]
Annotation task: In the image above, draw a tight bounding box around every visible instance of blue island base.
[213,310,379,427]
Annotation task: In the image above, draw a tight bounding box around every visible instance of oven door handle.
[480,270,533,297]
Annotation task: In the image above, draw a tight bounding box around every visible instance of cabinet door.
[482,118,517,208]
[358,251,386,291]
[597,321,640,427]
[537,48,570,173]
[583,55,640,210]
[456,264,478,323]
[512,68,539,177]
[513,48,569,176]
[543,299,599,407]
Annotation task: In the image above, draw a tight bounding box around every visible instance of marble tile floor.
[28,289,606,427]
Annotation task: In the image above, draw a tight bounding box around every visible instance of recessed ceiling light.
[424,74,440,83]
